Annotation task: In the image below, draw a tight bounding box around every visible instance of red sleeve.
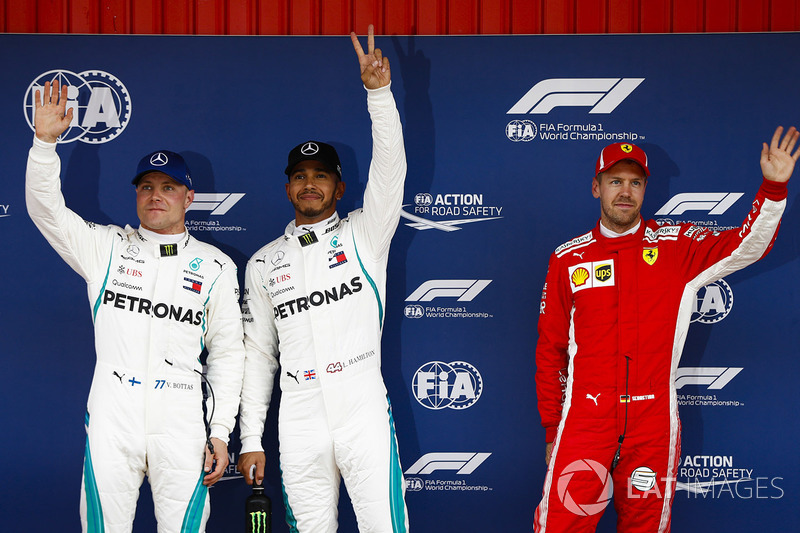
[534,253,572,443]
[678,179,787,283]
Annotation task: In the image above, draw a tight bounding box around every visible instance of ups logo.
[595,264,612,282]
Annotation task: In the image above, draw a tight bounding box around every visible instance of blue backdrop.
[1,32,798,532]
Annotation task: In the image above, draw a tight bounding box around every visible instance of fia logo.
[404,304,424,319]
[691,279,733,324]
[405,477,424,491]
[412,361,483,410]
[506,120,537,142]
[24,70,132,144]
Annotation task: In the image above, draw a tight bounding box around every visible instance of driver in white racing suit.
[237,26,409,532]
[26,81,245,533]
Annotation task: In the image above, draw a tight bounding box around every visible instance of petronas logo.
[249,510,268,532]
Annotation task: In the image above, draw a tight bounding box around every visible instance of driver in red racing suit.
[534,128,799,533]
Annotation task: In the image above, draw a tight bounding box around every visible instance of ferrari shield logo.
[643,247,658,265]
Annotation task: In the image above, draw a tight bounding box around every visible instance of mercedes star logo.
[150,152,169,166]
[301,142,319,155]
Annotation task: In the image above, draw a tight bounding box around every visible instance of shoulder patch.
[555,230,595,257]
[644,226,680,242]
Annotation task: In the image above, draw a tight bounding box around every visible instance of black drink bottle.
[245,477,271,533]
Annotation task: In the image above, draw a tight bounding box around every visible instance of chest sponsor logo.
[102,289,202,325]
[117,265,143,277]
[273,277,363,320]
[183,277,203,294]
[643,247,658,265]
[329,251,348,268]
[269,274,291,286]
[594,263,612,282]
[270,250,285,266]
[160,244,178,257]
[569,260,615,292]
[112,265,144,291]
[298,231,318,246]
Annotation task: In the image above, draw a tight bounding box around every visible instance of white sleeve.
[204,260,246,443]
[25,136,116,281]
[238,257,280,454]
[355,83,407,260]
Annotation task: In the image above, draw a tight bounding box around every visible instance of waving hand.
[34,80,74,143]
[761,126,800,183]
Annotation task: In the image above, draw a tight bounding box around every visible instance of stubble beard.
[292,194,335,220]
[603,202,640,232]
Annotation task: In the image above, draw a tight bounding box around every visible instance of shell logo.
[571,267,590,287]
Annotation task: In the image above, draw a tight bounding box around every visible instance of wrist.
[35,132,58,144]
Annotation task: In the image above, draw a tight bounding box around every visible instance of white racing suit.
[26,137,245,533]
[239,84,409,532]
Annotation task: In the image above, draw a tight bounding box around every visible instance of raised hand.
[34,80,74,143]
[351,24,390,89]
[761,126,800,183]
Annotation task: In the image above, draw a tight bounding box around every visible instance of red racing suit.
[533,178,787,533]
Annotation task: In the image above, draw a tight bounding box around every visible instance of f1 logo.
[404,453,491,475]
[674,367,743,390]
[507,78,644,114]
[655,193,744,216]
[186,193,245,215]
[406,280,492,302]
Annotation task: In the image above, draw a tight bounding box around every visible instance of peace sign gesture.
[351,24,390,89]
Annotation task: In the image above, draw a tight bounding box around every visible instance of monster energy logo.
[298,231,318,247]
[249,510,268,532]
[160,243,178,257]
